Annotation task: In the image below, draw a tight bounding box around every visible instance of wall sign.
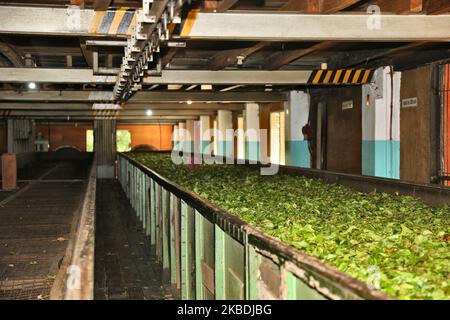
[402,97,418,108]
[342,100,354,110]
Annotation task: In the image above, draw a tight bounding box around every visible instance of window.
[85,129,132,152]
[116,130,132,152]
[86,130,94,152]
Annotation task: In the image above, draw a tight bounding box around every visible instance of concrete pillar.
[185,120,195,154]
[217,110,233,158]
[172,125,179,151]
[7,119,35,169]
[199,115,211,154]
[178,122,186,152]
[95,119,116,179]
[362,66,401,179]
[284,91,311,168]
[244,103,260,161]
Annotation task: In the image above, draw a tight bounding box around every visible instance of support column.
[199,115,211,155]
[172,124,179,151]
[185,120,195,154]
[217,110,233,158]
[178,122,186,152]
[95,119,116,179]
[284,91,311,168]
[7,119,35,169]
[362,66,401,179]
[244,103,260,162]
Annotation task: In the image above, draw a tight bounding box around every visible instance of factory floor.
[94,179,170,300]
[0,159,91,300]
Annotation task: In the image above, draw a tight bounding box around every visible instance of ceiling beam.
[0,102,244,111]
[0,42,23,67]
[266,42,336,70]
[209,42,269,70]
[142,70,312,85]
[0,108,215,116]
[0,68,313,85]
[0,90,286,102]
[179,12,450,41]
[332,42,433,68]
[162,48,180,68]
[0,6,132,38]
[0,68,116,84]
[320,0,368,13]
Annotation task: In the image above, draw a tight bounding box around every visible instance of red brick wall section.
[35,124,174,152]
[117,124,173,151]
[36,124,93,152]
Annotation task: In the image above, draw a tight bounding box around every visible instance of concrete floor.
[94,179,170,300]
[0,160,90,300]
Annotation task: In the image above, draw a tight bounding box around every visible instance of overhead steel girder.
[178,11,450,42]
[0,90,286,102]
[0,68,312,85]
[0,68,117,84]
[0,6,135,37]
[1,6,449,42]
[6,115,197,121]
[0,102,245,111]
[0,108,215,116]
[142,70,312,85]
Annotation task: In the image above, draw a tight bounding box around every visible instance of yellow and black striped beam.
[89,8,136,36]
[308,69,374,86]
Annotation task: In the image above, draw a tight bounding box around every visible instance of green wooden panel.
[162,188,170,272]
[170,193,177,285]
[145,176,151,237]
[202,217,215,300]
[181,201,196,300]
[150,179,156,246]
[224,233,245,300]
[156,183,162,261]
[195,211,204,300]
[215,226,225,300]
[247,245,261,300]
[294,275,327,300]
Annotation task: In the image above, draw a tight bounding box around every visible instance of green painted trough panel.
[117,153,396,301]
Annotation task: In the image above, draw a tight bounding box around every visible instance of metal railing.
[117,153,390,300]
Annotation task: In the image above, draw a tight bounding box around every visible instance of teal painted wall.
[285,140,310,168]
[362,140,400,179]
[245,141,260,162]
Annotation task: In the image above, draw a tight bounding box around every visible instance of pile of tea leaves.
[128,152,449,300]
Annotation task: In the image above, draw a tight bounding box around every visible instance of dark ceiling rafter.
[0,40,23,67]
[208,0,369,71]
